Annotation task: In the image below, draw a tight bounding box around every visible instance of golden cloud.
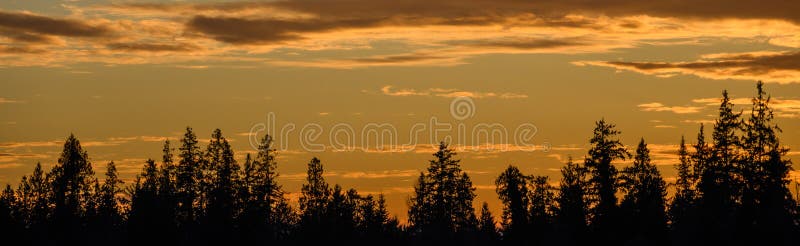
[0,1,799,68]
[379,85,528,99]
[575,51,800,84]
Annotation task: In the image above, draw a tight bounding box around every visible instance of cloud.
[681,119,715,124]
[0,153,50,164]
[0,135,173,149]
[106,42,201,53]
[0,141,60,148]
[268,52,464,68]
[642,93,800,119]
[134,1,800,51]
[0,10,112,41]
[2,1,800,67]
[450,37,587,50]
[281,169,420,181]
[575,51,800,84]
[380,85,527,99]
[692,96,800,118]
[638,102,703,114]
[339,170,419,179]
[0,97,25,104]
[654,125,677,128]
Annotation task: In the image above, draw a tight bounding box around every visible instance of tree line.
[1,82,798,245]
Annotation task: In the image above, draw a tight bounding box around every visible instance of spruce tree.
[203,129,240,242]
[555,157,589,246]
[477,202,499,243]
[408,142,477,241]
[50,134,95,242]
[15,163,50,233]
[670,136,696,224]
[127,159,160,244]
[176,127,202,225]
[96,162,124,233]
[740,81,796,244]
[698,91,741,244]
[495,165,530,242]
[584,119,630,243]
[299,157,331,239]
[619,138,668,245]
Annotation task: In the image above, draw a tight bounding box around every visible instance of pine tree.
[241,134,291,242]
[299,157,331,239]
[555,157,589,246]
[698,91,741,244]
[96,162,125,235]
[740,81,796,244]
[155,140,178,242]
[670,136,696,224]
[356,193,397,241]
[15,163,51,233]
[529,175,556,245]
[584,119,630,243]
[176,127,202,226]
[495,165,530,242]
[0,184,19,239]
[50,134,95,242]
[619,138,668,245]
[478,202,499,243]
[203,129,240,242]
[670,136,703,245]
[408,142,477,241]
[127,159,160,244]
[326,185,358,241]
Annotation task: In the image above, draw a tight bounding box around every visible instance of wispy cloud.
[639,93,800,118]
[575,51,800,84]
[638,102,703,114]
[654,125,677,128]
[0,97,25,104]
[379,85,527,99]
[0,1,798,68]
[0,135,172,149]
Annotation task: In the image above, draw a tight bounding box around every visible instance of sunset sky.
[1,0,799,221]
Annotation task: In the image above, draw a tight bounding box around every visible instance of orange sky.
[1,0,799,221]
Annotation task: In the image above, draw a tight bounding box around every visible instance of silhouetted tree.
[0,184,20,240]
[619,138,668,245]
[495,165,530,243]
[50,134,95,243]
[93,161,125,242]
[328,185,359,241]
[155,140,179,243]
[554,157,589,246]
[201,129,240,243]
[584,119,630,244]
[355,193,399,242]
[696,91,741,245]
[477,202,499,244]
[529,175,556,245]
[408,142,477,242]
[670,136,696,224]
[299,157,332,240]
[176,127,202,228]
[669,136,702,245]
[240,134,293,242]
[127,159,160,244]
[739,81,797,245]
[14,162,51,242]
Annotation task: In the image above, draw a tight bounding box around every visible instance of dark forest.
[1,82,798,245]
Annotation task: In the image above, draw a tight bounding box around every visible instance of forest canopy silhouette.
[1,82,798,245]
